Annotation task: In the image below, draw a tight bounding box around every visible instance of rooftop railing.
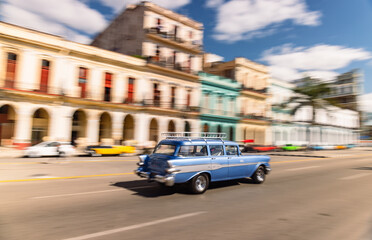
[162,132,226,139]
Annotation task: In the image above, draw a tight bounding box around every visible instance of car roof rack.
[161,132,226,143]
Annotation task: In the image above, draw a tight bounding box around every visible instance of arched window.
[71,110,87,146]
[149,118,158,141]
[168,120,175,132]
[0,105,16,146]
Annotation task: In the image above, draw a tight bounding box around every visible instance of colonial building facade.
[269,78,359,146]
[0,21,201,148]
[199,72,241,141]
[204,57,271,144]
[91,1,203,80]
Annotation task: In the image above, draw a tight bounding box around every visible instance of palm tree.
[280,77,337,147]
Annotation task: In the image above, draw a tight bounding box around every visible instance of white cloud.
[359,93,372,112]
[205,53,225,63]
[5,0,107,34]
[1,3,92,44]
[206,0,224,8]
[261,44,372,81]
[0,0,109,44]
[98,0,191,13]
[211,0,321,42]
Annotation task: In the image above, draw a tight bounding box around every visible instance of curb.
[268,153,327,158]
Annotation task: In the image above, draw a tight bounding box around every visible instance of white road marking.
[33,176,59,179]
[62,211,207,240]
[32,189,122,199]
[285,166,320,171]
[339,173,372,180]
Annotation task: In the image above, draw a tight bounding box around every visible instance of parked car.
[24,141,75,157]
[135,133,271,194]
[243,145,277,152]
[85,145,136,156]
[281,144,305,151]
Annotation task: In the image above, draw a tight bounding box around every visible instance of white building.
[0,21,201,149]
[269,78,359,146]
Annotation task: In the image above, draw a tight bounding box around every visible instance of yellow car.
[85,145,136,156]
[335,145,347,150]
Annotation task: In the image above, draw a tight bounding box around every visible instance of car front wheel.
[189,173,209,194]
[90,152,102,157]
[252,166,266,184]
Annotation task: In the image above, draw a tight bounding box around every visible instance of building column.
[49,106,74,142]
[112,112,125,144]
[13,104,33,149]
[86,110,101,145]
[158,117,168,140]
[134,113,149,145]
[265,126,272,145]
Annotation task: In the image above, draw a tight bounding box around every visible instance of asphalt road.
[1,151,372,240]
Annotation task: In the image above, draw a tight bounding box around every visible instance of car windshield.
[153,144,176,155]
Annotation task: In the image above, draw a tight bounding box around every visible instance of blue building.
[199,72,241,141]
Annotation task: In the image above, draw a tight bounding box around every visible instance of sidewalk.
[1,146,372,160]
[0,147,24,159]
[266,147,372,158]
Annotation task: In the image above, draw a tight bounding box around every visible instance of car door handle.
[227,157,232,159]
[211,157,216,160]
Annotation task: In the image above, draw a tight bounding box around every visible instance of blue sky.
[1,0,372,98]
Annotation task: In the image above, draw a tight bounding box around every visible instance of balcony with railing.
[142,99,200,112]
[239,112,272,122]
[241,87,268,97]
[146,56,198,77]
[145,27,203,54]
[200,107,239,118]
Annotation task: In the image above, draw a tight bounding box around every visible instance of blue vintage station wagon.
[135,133,271,194]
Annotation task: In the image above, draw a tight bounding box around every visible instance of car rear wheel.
[189,173,209,194]
[252,166,266,184]
[29,152,40,158]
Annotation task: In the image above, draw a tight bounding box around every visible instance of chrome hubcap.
[195,175,207,192]
[256,168,264,182]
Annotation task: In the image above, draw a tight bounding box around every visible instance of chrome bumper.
[134,170,175,187]
[265,167,272,174]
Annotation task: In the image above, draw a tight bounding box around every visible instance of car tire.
[251,166,266,184]
[189,173,209,194]
[29,152,40,158]
[90,152,102,157]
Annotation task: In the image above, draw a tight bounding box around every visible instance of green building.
[199,72,241,141]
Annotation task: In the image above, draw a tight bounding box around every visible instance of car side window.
[48,142,59,147]
[178,145,208,157]
[178,145,207,157]
[226,145,238,156]
[209,145,224,156]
